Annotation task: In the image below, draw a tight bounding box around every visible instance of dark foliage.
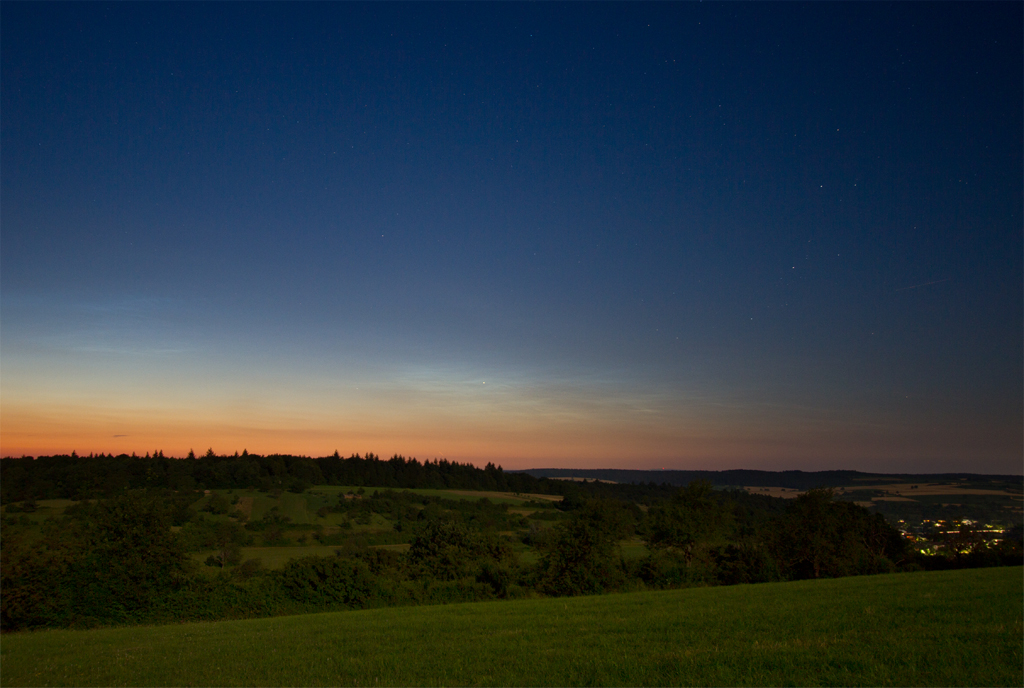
[768,489,906,579]
[536,500,634,596]
[0,453,584,502]
[2,494,191,629]
[1,475,1014,633]
[279,556,381,608]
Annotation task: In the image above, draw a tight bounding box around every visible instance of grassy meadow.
[2,567,1020,687]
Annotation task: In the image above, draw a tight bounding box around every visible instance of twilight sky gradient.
[2,2,1021,472]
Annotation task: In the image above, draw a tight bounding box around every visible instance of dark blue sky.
[2,2,1021,471]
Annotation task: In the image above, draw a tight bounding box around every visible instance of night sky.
[2,2,1021,473]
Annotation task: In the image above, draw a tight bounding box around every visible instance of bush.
[408,519,511,582]
[278,556,380,609]
[233,558,264,579]
[1,493,190,630]
[536,505,625,596]
[711,544,781,585]
[204,494,231,515]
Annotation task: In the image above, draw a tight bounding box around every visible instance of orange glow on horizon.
[3,398,1018,472]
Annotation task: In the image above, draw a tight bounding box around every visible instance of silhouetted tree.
[537,500,628,596]
[646,480,734,567]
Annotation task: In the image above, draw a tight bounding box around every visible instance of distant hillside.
[517,468,1023,490]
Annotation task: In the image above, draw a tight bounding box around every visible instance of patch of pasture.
[192,541,413,570]
[2,567,1019,686]
[191,545,345,570]
[307,485,561,504]
[619,540,650,560]
[843,482,1022,497]
[1,498,78,522]
[33,498,78,511]
[742,486,805,499]
[271,492,316,524]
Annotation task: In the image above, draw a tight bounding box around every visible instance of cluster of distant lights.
[897,518,1008,555]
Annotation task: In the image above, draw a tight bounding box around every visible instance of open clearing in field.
[743,486,805,498]
[839,482,1023,497]
[744,481,1023,502]
[191,543,414,569]
[2,567,1019,687]
[190,486,554,532]
[307,485,562,504]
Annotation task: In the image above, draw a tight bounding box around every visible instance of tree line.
[0,451,674,504]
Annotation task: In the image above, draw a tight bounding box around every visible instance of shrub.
[278,556,380,609]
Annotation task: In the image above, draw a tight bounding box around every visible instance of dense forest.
[2,453,1021,633]
[0,451,669,503]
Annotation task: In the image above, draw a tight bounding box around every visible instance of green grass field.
[184,485,558,528]
[307,485,561,505]
[2,567,1020,687]
[176,485,562,569]
[189,543,413,569]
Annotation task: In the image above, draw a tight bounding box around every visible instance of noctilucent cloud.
[2,3,1021,472]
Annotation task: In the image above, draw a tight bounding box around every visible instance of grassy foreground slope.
[2,568,1020,687]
